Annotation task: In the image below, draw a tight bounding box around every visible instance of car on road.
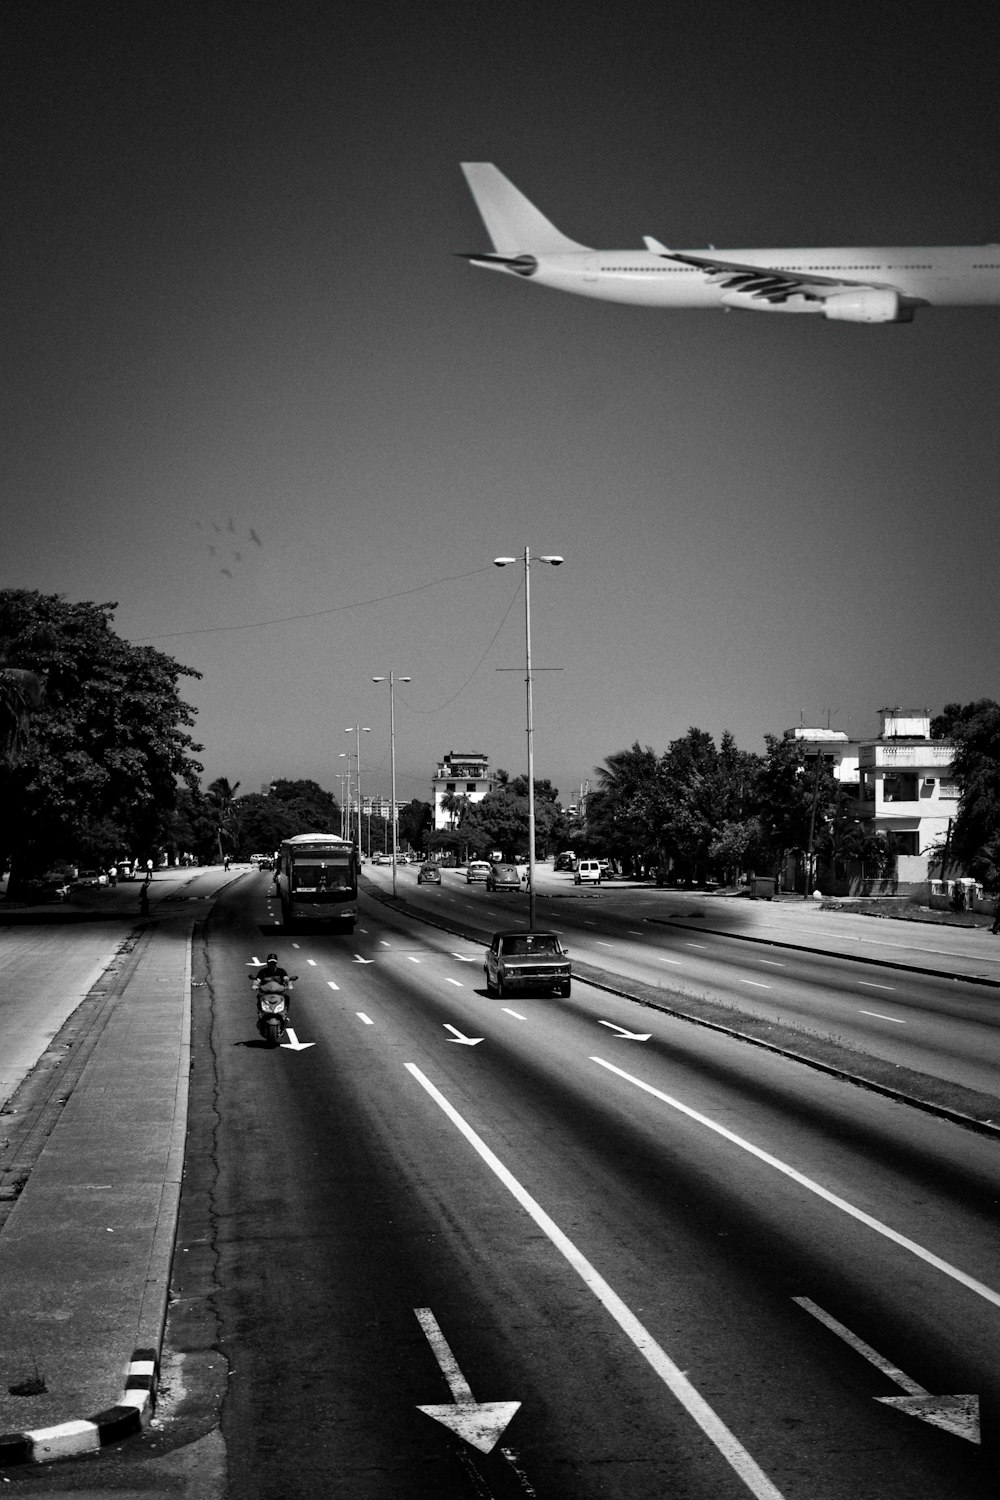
[466,860,491,883]
[484,930,571,998]
[486,862,521,892]
[417,862,441,885]
[574,859,602,885]
[72,870,108,888]
[373,852,393,865]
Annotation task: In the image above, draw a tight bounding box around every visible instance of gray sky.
[3,2,998,807]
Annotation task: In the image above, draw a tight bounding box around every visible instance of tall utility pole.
[493,548,564,929]
[373,672,411,898]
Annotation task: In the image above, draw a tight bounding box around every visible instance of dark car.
[484,930,571,998]
[417,862,441,885]
[486,862,521,892]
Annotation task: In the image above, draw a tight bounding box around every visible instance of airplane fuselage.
[483,246,1000,313]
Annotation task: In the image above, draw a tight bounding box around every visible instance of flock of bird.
[194,517,263,577]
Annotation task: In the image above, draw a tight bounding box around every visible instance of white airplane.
[459,162,1000,324]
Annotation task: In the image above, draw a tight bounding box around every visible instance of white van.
[574,859,602,886]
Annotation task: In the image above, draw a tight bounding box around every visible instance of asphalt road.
[386,865,1000,1099]
[166,873,999,1499]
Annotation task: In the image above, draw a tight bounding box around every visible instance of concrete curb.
[0,1349,158,1464]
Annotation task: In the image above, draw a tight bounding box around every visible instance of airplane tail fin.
[460,163,590,254]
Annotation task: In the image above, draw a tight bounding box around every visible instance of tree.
[0,657,45,766]
[0,590,202,891]
[754,734,837,884]
[937,699,1000,892]
[399,799,432,852]
[232,779,340,856]
[206,776,241,861]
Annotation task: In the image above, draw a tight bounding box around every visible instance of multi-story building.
[852,709,957,882]
[432,751,493,831]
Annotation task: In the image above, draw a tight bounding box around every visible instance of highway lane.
[376,865,1000,1099]
[182,875,999,1498]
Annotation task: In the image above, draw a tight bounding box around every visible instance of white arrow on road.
[598,1020,652,1041]
[280,1027,315,1052]
[414,1307,520,1454]
[444,1024,483,1046]
[352,954,374,963]
[794,1297,979,1443]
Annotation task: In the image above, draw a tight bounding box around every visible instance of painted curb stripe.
[0,1348,158,1465]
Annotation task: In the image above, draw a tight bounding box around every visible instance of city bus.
[274,833,358,934]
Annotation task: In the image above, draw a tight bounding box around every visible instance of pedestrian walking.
[991,900,1000,935]
[108,865,118,888]
[139,880,150,917]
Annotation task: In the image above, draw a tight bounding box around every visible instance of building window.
[446,782,456,792]
[883,773,918,803]
[889,831,919,856]
[466,782,477,792]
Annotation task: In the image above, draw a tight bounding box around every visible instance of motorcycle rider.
[253,951,292,1021]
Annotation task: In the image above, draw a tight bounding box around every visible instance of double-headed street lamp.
[494,548,563,930]
[344,725,370,850]
[372,672,411,897]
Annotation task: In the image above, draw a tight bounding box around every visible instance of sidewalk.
[0,866,242,1465]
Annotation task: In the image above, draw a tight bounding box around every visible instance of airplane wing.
[642,237,894,305]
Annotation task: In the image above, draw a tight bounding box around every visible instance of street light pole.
[372,672,411,897]
[494,548,563,930]
[345,725,370,854]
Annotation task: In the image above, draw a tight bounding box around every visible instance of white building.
[853,708,957,882]
[432,751,493,831]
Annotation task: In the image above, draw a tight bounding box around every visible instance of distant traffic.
[459,162,1000,323]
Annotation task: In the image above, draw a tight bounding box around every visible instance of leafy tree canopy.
[938,700,1000,887]
[0,589,202,884]
[233,778,340,854]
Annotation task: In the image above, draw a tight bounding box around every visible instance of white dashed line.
[408,956,421,964]
[445,978,463,987]
[357,1013,374,1025]
[741,979,771,989]
[307,959,317,966]
[759,960,786,968]
[657,956,683,965]
[502,1008,527,1020]
[860,1010,905,1023]
[685,942,707,949]
[858,981,895,991]
[326,980,340,992]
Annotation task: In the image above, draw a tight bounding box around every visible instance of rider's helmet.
[266,952,278,962]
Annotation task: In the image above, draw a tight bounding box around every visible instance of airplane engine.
[823,288,912,323]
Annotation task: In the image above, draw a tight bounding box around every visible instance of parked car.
[466,860,491,883]
[554,852,576,872]
[417,863,441,885]
[484,930,571,998]
[486,862,521,892]
[72,870,108,888]
[574,859,602,885]
[373,852,393,865]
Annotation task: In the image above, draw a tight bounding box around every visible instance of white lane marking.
[452,953,477,962]
[445,978,464,987]
[657,956,683,966]
[759,960,786,968]
[860,1011,905,1024]
[356,1013,374,1025]
[795,1297,924,1393]
[307,959,317,966]
[502,1008,527,1020]
[414,1307,521,1453]
[581,920,598,926]
[380,941,392,948]
[592,1058,1000,1310]
[405,1064,785,1500]
[359,927,369,934]
[596,941,614,948]
[326,980,340,992]
[291,942,301,949]
[685,942,707,949]
[858,980,895,990]
[408,955,421,964]
[741,979,771,989]
[627,930,644,935]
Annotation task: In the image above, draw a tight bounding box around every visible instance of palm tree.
[0,660,45,766]
[206,777,241,862]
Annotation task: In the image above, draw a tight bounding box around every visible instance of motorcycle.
[252,974,298,1046]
